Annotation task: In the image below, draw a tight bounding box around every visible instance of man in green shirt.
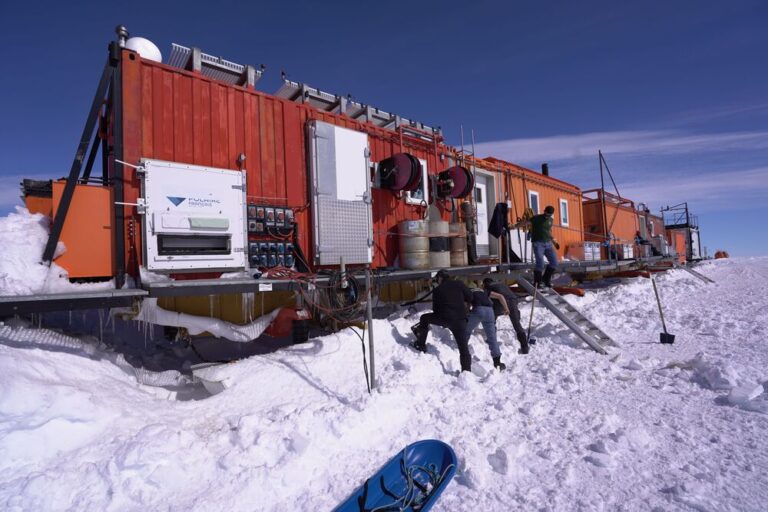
[530,205,559,288]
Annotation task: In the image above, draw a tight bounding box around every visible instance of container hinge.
[362,191,372,204]
[367,238,374,248]
[231,184,244,191]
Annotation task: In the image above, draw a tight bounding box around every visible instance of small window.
[528,191,540,214]
[559,198,569,226]
[475,186,483,203]
[405,158,429,206]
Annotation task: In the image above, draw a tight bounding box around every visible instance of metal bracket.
[115,198,146,215]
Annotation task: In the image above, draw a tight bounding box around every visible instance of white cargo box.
[140,159,247,272]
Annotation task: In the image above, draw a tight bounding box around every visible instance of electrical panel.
[246,203,297,269]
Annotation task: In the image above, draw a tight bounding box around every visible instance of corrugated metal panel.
[120,50,588,271]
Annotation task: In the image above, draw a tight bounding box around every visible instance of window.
[405,158,429,206]
[528,191,540,214]
[559,198,569,226]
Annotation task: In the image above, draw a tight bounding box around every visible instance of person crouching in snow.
[466,283,507,370]
[530,205,559,288]
[483,277,530,355]
[410,269,473,373]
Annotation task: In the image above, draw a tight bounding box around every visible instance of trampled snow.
[2,255,768,510]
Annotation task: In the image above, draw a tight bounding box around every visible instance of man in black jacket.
[411,269,473,372]
[483,277,530,354]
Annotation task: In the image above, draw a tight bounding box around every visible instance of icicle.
[209,294,215,318]
[69,310,72,325]
[98,309,104,344]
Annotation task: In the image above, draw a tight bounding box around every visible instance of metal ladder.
[514,275,617,354]
[674,263,715,284]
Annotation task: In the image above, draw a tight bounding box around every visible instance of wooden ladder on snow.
[514,275,617,355]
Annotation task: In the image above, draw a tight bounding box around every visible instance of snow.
[0,207,113,295]
[2,255,768,510]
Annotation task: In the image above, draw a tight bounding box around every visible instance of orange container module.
[52,181,115,278]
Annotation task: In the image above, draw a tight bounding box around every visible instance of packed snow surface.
[2,258,768,511]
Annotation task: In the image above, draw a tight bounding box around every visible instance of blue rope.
[367,453,455,512]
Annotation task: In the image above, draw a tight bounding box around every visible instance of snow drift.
[2,228,768,510]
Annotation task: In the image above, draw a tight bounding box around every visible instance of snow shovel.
[651,276,675,344]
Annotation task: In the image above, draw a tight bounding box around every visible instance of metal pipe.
[365,267,376,389]
[113,43,126,288]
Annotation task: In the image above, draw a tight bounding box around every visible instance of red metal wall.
[117,50,584,274]
[120,50,452,270]
[476,158,583,259]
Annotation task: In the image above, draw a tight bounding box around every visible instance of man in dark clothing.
[411,269,473,372]
[483,278,530,354]
[530,205,559,288]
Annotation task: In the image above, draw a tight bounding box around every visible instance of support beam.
[42,56,115,264]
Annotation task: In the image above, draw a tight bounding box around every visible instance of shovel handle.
[651,277,669,334]
[527,284,538,341]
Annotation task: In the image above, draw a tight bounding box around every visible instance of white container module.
[140,159,247,272]
[621,244,634,260]
[568,241,601,261]
[592,242,602,260]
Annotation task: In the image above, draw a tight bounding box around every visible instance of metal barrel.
[449,223,468,266]
[398,220,430,269]
[428,220,451,268]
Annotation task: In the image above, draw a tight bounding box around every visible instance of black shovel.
[651,276,675,344]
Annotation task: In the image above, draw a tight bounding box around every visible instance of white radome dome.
[125,37,162,63]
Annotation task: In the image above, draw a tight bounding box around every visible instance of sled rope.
[365,456,456,512]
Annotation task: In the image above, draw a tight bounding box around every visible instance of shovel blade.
[660,332,675,344]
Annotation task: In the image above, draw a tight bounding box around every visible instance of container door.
[307,120,373,266]
[690,229,701,260]
[474,174,497,258]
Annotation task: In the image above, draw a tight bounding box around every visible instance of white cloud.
[473,129,768,163]
[620,167,768,213]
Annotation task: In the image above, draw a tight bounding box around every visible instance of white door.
[475,181,489,248]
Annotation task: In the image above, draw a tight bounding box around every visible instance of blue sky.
[1,0,766,255]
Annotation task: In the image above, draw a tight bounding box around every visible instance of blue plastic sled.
[334,439,457,512]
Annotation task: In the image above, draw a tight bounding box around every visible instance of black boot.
[542,267,555,288]
[410,323,428,353]
[518,335,530,354]
[493,357,506,371]
[533,270,543,288]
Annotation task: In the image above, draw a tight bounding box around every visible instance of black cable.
[350,326,371,394]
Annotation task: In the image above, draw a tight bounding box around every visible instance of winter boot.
[493,357,506,371]
[410,323,428,353]
[542,267,555,288]
[533,270,543,289]
[518,336,530,355]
